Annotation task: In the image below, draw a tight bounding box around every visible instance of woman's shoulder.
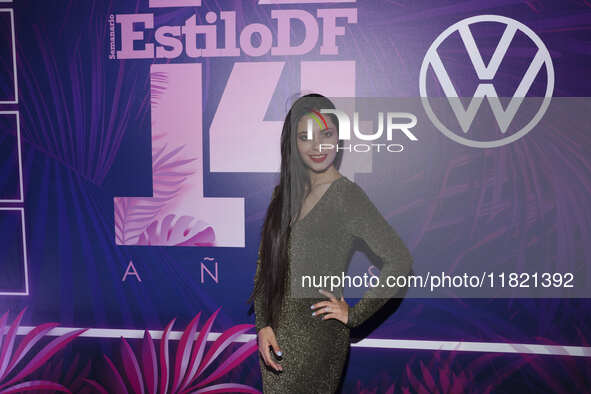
[334,176,370,208]
[338,178,386,220]
[335,176,364,196]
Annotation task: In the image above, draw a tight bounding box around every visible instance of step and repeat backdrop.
[0,0,590,392]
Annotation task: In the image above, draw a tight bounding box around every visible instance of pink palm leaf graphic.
[84,307,260,393]
[0,307,88,393]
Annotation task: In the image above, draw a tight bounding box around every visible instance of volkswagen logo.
[419,15,554,148]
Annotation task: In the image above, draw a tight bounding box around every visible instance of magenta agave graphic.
[84,307,260,393]
[0,307,88,393]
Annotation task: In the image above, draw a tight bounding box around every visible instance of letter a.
[122,260,142,282]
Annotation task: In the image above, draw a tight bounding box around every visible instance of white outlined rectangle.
[0,207,29,296]
[0,111,23,203]
[0,9,18,104]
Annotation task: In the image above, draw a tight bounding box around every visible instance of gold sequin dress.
[253,176,413,393]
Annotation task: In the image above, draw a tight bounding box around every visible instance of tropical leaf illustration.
[114,141,198,245]
[135,214,215,247]
[84,308,260,393]
[0,307,88,393]
[502,329,591,393]
[150,71,169,111]
[146,70,170,140]
[114,68,201,245]
[27,352,94,394]
[344,349,501,394]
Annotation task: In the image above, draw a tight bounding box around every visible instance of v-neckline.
[292,176,345,228]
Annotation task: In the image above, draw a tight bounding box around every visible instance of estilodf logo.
[419,15,554,148]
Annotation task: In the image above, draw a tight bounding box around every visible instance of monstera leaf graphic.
[84,307,260,393]
[135,214,215,246]
[0,307,88,393]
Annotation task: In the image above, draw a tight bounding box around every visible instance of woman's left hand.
[311,289,349,325]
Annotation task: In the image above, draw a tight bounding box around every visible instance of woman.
[248,94,413,393]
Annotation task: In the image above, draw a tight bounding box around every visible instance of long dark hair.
[247,93,344,331]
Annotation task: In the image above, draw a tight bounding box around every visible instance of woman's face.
[296,112,338,172]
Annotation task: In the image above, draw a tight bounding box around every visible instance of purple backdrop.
[0,0,590,392]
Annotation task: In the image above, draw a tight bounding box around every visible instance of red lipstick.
[309,154,327,163]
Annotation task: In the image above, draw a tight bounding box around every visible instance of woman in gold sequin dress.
[248,94,413,393]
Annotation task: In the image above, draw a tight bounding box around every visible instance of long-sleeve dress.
[253,175,413,393]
